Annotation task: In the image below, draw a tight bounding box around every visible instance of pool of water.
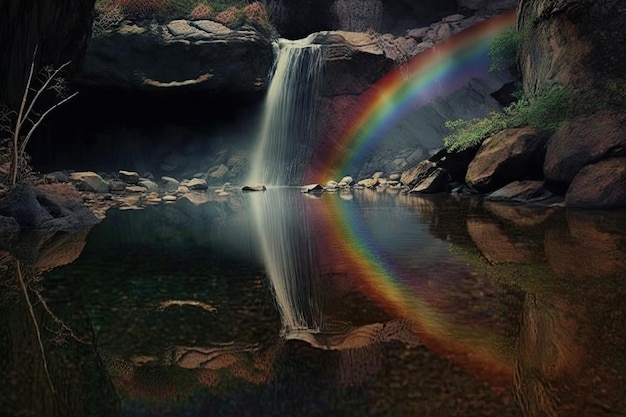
[2,188,626,416]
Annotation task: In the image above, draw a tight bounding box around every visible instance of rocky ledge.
[78,20,275,94]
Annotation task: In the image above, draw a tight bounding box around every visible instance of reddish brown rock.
[486,180,553,202]
[564,157,626,209]
[544,110,626,185]
[465,127,547,193]
[467,218,534,264]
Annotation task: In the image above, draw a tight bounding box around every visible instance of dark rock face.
[0,184,99,230]
[518,0,626,106]
[466,127,548,193]
[565,157,626,209]
[78,21,274,95]
[543,110,626,185]
[0,0,95,108]
[266,0,334,39]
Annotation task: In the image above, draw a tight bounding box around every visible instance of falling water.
[249,37,327,334]
[248,36,326,186]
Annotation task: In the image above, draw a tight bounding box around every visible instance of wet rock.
[400,160,437,188]
[466,127,547,193]
[565,157,626,209]
[161,176,180,192]
[187,178,208,191]
[163,195,178,202]
[138,179,159,193]
[410,167,448,193]
[0,184,99,230]
[118,170,140,184]
[44,171,69,183]
[301,184,323,193]
[544,110,626,185]
[177,185,190,194]
[108,180,127,193]
[69,171,110,193]
[125,185,147,193]
[357,178,378,188]
[242,184,267,192]
[486,180,554,203]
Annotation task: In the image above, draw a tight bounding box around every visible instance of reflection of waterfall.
[248,37,325,186]
[251,190,324,334]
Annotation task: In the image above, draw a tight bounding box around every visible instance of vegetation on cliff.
[93,0,269,32]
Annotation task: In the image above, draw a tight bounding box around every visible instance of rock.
[400,160,437,188]
[301,184,323,193]
[409,167,448,193]
[544,110,626,185]
[388,173,400,181]
[69,171,110,193]
[161,176,180,191]
[466,127,547,193]
[339,176,354,186]
[0,184,99,230]
[125,185,147,193]
[79,20,274,95]
[177,185,190,194]
[187,178,208,191]
[44,171,69,183]
[443,14,465,23]
[326,180,338,188]
[565,157,626,209]
[138,179,159,192]
[207,164,229,179]
[357,178,378,188]
[0,215,19,247]
[242,184,267,192]
[163,195,178,202]
[182,192,211,206]
[118,170,140,184]
[108,180,127,193]
[406,27,428,40]
[486,180,554,203]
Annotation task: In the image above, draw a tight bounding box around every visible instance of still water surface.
[2,189,626,417]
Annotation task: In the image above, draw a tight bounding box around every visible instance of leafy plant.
[443,85,571,152]
[488,28,524,73]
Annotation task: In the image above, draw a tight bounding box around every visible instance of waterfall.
[249,36,327,336]
[248,36,326,186]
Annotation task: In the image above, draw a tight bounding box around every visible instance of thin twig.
[16,260,56,393]
[11,45,38,186]
[33,290,90,345]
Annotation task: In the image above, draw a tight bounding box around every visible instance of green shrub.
[488,28,524,73]
[443,85,571,152]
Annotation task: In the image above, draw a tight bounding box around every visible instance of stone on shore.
[118,170,140,184]
[69,171,110,193]
[301,184,323,193]
[187,178,208,191]
[242,184,267,192]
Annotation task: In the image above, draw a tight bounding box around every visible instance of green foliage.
[444,85,572,152]
[488,28,524,73]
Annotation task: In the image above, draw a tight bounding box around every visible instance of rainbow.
[310,10,517,182]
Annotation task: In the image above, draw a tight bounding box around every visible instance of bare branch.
[18,60,73,133]
[11,45,38,186]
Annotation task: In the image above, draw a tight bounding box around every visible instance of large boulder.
[465,127,547,193]
[544,110,626,185]
[78,20,274,95]
[0,184,99,230]
[565,157,626,209]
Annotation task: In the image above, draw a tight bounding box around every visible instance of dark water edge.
[1,189,626,417]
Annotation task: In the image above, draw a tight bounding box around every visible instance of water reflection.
[1,191,625,416]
